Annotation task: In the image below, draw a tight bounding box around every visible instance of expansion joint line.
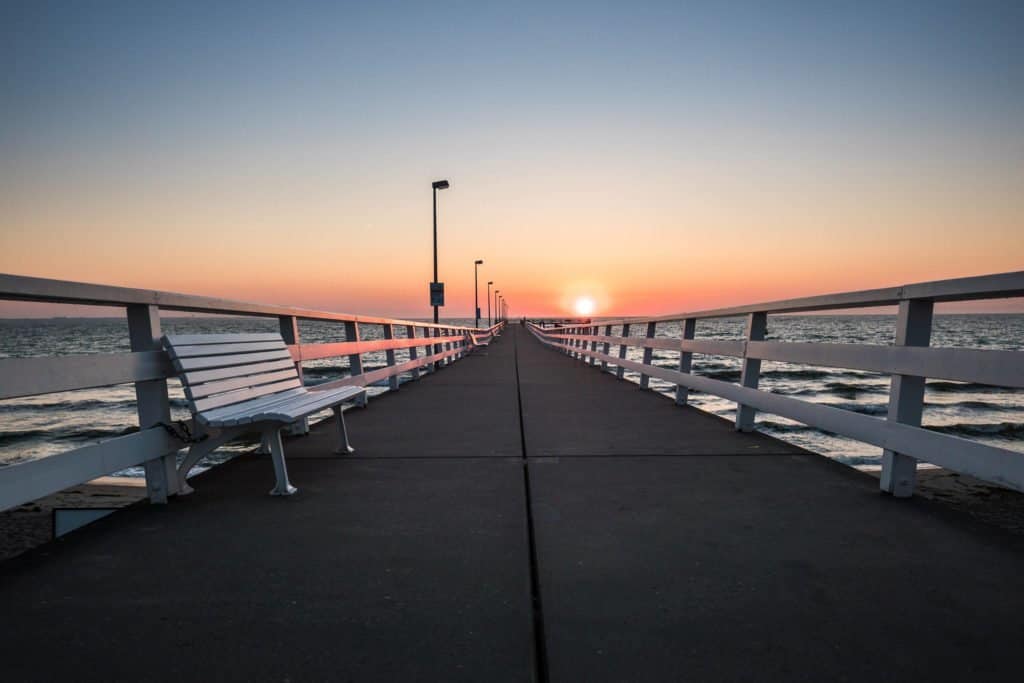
[513,329,551,683]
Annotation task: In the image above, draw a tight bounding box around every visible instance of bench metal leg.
[333,405,355,454]
[258,431,272,455]
[265,428,298,496]
[175,429,238,495]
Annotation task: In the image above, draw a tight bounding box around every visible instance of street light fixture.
[487,281,493,327]
[431,179,450,324]
[494,290,500,325]
[474,259,484,329]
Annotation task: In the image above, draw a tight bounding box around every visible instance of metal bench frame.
[163,333,366,496]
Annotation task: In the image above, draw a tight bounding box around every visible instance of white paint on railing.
[639,321,657,389]
[880,299,933,497]
[736,312,767,432]
[675,318,696,406]
[617,323,631,379]
[127,304,179,503]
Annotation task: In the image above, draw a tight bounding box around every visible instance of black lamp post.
[431,179,450,324]
[487,281,493,327]
[474,259,484,329]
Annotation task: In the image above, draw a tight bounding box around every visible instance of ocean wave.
[757,420,816,434]
[301,363,351,374]
[928,400,1022,413]
[926,422,1024,439]
[696,370,741,382]
[820,381,887,399]
[0,398,136,413]
[0,425,139,448]
[926,381,1022,394]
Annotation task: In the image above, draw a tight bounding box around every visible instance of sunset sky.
[2,1,1022,317]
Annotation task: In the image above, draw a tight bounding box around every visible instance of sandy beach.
[0,476,147,562]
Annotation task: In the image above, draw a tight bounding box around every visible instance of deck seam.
[514,328,551,683]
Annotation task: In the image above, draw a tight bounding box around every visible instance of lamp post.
[487,281,493,327]
[494,290,500,324]
[474,259,484,329]
[431,179,450,324]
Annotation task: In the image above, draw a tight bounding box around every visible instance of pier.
[2,273,1024,681]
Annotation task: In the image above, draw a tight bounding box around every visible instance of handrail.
[0,272,482,330]
[527,268,1024,498]
[0,272,506,511]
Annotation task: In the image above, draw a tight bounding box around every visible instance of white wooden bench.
[162,332,366,496]
[466,332,492,348]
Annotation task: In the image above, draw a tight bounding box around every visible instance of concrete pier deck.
[3,326,1024,681]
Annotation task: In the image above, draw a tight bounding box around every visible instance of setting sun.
[574,297,596,316]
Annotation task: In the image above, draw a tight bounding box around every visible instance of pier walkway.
[3,326,1024,682]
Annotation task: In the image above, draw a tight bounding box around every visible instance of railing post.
[601,324,612,371]
[344,321,363,376]
[639,321,657,389]
[432,327,442,370]
[278,315,309,435]
[589,325,599,366]
[675,318,696,405]
[735,312,767,432]
[616,323,631,379]
[880,299,934,497]
[406,325,420,379]
[126,304,178,503]
[344,321,367,405]
[383,324,399,391]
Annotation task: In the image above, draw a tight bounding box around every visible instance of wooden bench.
[162,332,366,496]
[466,331,492,348]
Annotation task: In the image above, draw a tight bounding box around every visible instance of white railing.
[0,273,505,511]
[527,270,1024,497]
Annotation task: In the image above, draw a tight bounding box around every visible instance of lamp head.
[487,281,493,285]
[432,180,450,190]
[475,259,483,265]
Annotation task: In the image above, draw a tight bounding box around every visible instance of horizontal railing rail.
[528,269,1024,497]
[0,272,505,511]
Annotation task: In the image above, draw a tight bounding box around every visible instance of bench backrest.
[162,333,302,415]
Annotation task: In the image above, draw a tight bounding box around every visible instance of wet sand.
[0,476,147,561]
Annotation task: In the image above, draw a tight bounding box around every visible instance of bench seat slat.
[186,368,300,401]
[164,333,283,346]
[196,387,310,425]
[208,386,366,427]
[192,378,303,413]
[183,358,297,385]
[167,340,288,359]
[172,349,293,372]
[248,387,366,424]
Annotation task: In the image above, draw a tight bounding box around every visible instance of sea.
[1,315,1022,476]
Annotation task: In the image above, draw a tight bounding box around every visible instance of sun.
[574,297,596,316]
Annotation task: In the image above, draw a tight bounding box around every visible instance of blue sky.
[2,1,1022,315]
